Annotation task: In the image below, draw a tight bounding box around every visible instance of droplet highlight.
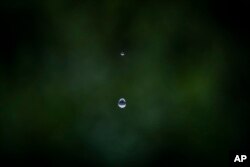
[120,51,125,56]
[118,98,126,109]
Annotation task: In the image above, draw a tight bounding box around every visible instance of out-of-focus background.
[0,0,249,166]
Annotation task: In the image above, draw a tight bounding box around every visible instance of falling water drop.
[118,98,126,109]
[120,51,125,56]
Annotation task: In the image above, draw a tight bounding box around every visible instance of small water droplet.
[120,51,125,56]
[118,98,126,109]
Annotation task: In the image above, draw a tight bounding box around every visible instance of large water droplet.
[118,98,126,109]
[120,51,125,56]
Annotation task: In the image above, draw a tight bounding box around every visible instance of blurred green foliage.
[0,0,249,166]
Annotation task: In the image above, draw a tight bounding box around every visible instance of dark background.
[0,0,249,166]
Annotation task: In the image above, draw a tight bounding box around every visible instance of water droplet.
[118,98,126,109]
[120,51,125,56]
